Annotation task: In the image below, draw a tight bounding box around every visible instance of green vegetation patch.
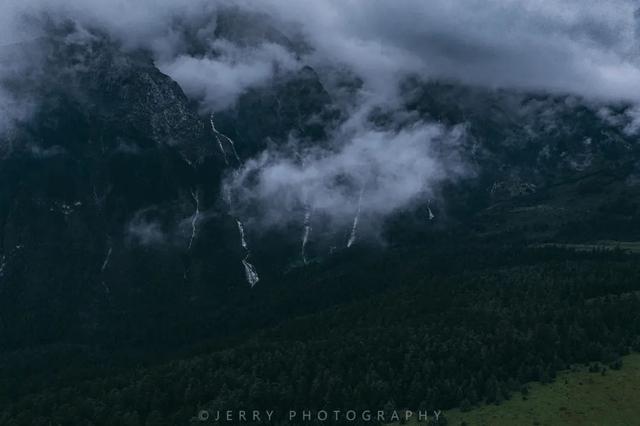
[535,241,640,254]
[441,353,640,426]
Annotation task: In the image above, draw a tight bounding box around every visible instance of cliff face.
[0,32,224,349]
[0,28,339,349]
[400,81,640,243]
[1,26,640,353]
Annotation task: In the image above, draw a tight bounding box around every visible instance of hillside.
[3,246,640,425]
[441,353,640,426]
[2,6,640,426]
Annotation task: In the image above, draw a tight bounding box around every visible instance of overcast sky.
[2,0,640,105]
[262,0,640,102]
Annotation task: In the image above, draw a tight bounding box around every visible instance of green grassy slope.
[438,353,640,426]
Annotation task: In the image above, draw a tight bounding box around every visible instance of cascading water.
[188,189,201,250]
[100,245,112,295]
[210,114,261,286]
[236,220,260,287]
[347,187,364,248]
[301,207,312,264]
[210,113,241,165]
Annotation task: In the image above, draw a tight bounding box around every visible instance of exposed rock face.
[0,27,339,350]
[2,26,640,353]
[215,65,341,157]
[398,81,640,241]
[0,31,226,349]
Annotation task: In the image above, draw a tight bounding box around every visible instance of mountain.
[2,24,640,350]
[399,81,640,243]
[2,23,640,426]
[0,27,349,351]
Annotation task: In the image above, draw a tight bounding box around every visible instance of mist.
[223,105,470,232]
[2,0,639,112]
[2,0,640,241]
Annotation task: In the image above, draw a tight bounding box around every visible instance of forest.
[2,245,640,425]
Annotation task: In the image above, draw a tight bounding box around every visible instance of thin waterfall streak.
[188,190,200,250]
[210,114,229,165]
[301,208,312,264]
[100,245,112,295]
[101,247,112,272]
[211,114,258,286]
[236,219,259,286]
[216,135,229,165]
[347,187,364,248]
[222,134,241,164]
[242,259,260,287]
[210,113,242,165]
[236,220,248,250]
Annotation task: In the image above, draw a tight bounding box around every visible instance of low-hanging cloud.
[159,40,299,111]
[0,0,302,125]
[3,0,640,112]
[224,112,469,231]
[252,0,640,102]
[2,0,640,243]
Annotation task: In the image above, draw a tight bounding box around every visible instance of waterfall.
[347,187,364,248]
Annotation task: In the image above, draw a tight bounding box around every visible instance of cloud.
[2,0,639,124]
[127,211,167,246]
[0,86,32,137]
[250,0,640,102]
[0,34,44,137]
[223,105,470,231]
[2,0,640,243]
[0,0,302,126]
[159,39,299,111]
[598,105,640,139]
[2,0,638,105]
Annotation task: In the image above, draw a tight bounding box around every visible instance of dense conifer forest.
[3,245,640,425]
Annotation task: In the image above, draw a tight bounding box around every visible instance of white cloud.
[224,104,469,230]
[159,40,299,111]
[2,0,640,238]
[127,212,166,246]
[252,0,640,102]
[2,0,640,124]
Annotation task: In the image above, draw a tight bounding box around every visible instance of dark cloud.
[3,0,638,115]
[2,0,639,241]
